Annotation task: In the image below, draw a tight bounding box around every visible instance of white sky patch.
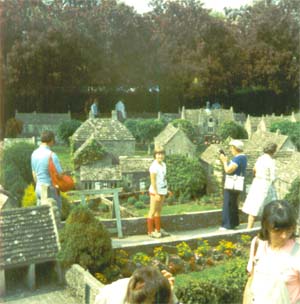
[120,0,254,14]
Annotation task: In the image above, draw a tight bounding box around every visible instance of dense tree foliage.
[57,119,82,144]
[270,121,300,151]
[217,121,248,141]
[2,0,299,124]
[125,118,166,151]
[171,119,197,141]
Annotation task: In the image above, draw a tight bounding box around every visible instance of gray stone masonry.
[101,209,248,236]
[2,286,81,304]
[65,264,104,304]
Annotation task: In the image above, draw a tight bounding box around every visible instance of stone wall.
[101,209,248,236]
[65,264,104,304]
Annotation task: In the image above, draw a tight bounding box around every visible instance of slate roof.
[154,124,179,145]
[16,111,71,125]
[119,156,153,173]
[245,115,262,132]
[183,108,236,125]
[260,114,291,130]
[80,165,122,181]
[275,151,300,183]
[0,205,60,270]
[249,130,292,151]
[200,144,223,165]
[71,118,135,142]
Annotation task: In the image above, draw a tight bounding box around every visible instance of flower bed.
[94,234,251,283]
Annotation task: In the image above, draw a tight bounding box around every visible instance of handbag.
[243,237,259,304]
[48,152,75,192]
[224,175,245,192]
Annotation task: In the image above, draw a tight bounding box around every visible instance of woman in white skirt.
[242,143,277,229]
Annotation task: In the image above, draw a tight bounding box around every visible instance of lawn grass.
[52,144,74,171]
[126,201,221,217]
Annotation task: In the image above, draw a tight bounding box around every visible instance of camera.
[219,149,226,155]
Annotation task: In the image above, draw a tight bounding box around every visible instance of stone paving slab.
[111,222,261,251]
[1,286,80,304]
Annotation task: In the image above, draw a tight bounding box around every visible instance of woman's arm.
[220,154,238,174]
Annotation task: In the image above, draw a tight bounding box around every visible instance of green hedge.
[1,142,35,201]
[58,205,113,273]
[57,119,82,144]
[166,154,206,199]
[175,257,248,304]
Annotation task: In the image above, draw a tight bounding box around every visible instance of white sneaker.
[219,227,229,231]
[149,231,162,238]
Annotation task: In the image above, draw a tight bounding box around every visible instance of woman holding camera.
[219,140,247,230]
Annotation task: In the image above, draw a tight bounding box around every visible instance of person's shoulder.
[31,145,46,155]
[232,154,246,162]
[150,159,157,165]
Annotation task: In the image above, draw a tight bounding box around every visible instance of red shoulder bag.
[48,153,75,192]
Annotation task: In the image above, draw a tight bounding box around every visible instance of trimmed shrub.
[134,201,145,209]
[166,154,206,199]
[5,118,23,138]
[138,194,150,204]
[21,184,37,207]
[127,196,137,205]
[57,119,82,144]
[57,205,113,273]
[217,121,248,141]
[1,142,35,201]
[124,119,141,141]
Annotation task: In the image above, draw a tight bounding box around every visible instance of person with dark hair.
[219,139,247,230]
[94,266,178,304]
[147,146,169,238]
[244,200,300,304]
[242,143,277,229]
[31,130,63,210]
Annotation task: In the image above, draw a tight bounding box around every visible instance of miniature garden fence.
[68,188,123,238]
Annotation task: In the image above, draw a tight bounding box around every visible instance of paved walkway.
[111,222,261,249]
[1,286,80,304]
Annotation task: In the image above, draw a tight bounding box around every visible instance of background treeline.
[2,0,300,121]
